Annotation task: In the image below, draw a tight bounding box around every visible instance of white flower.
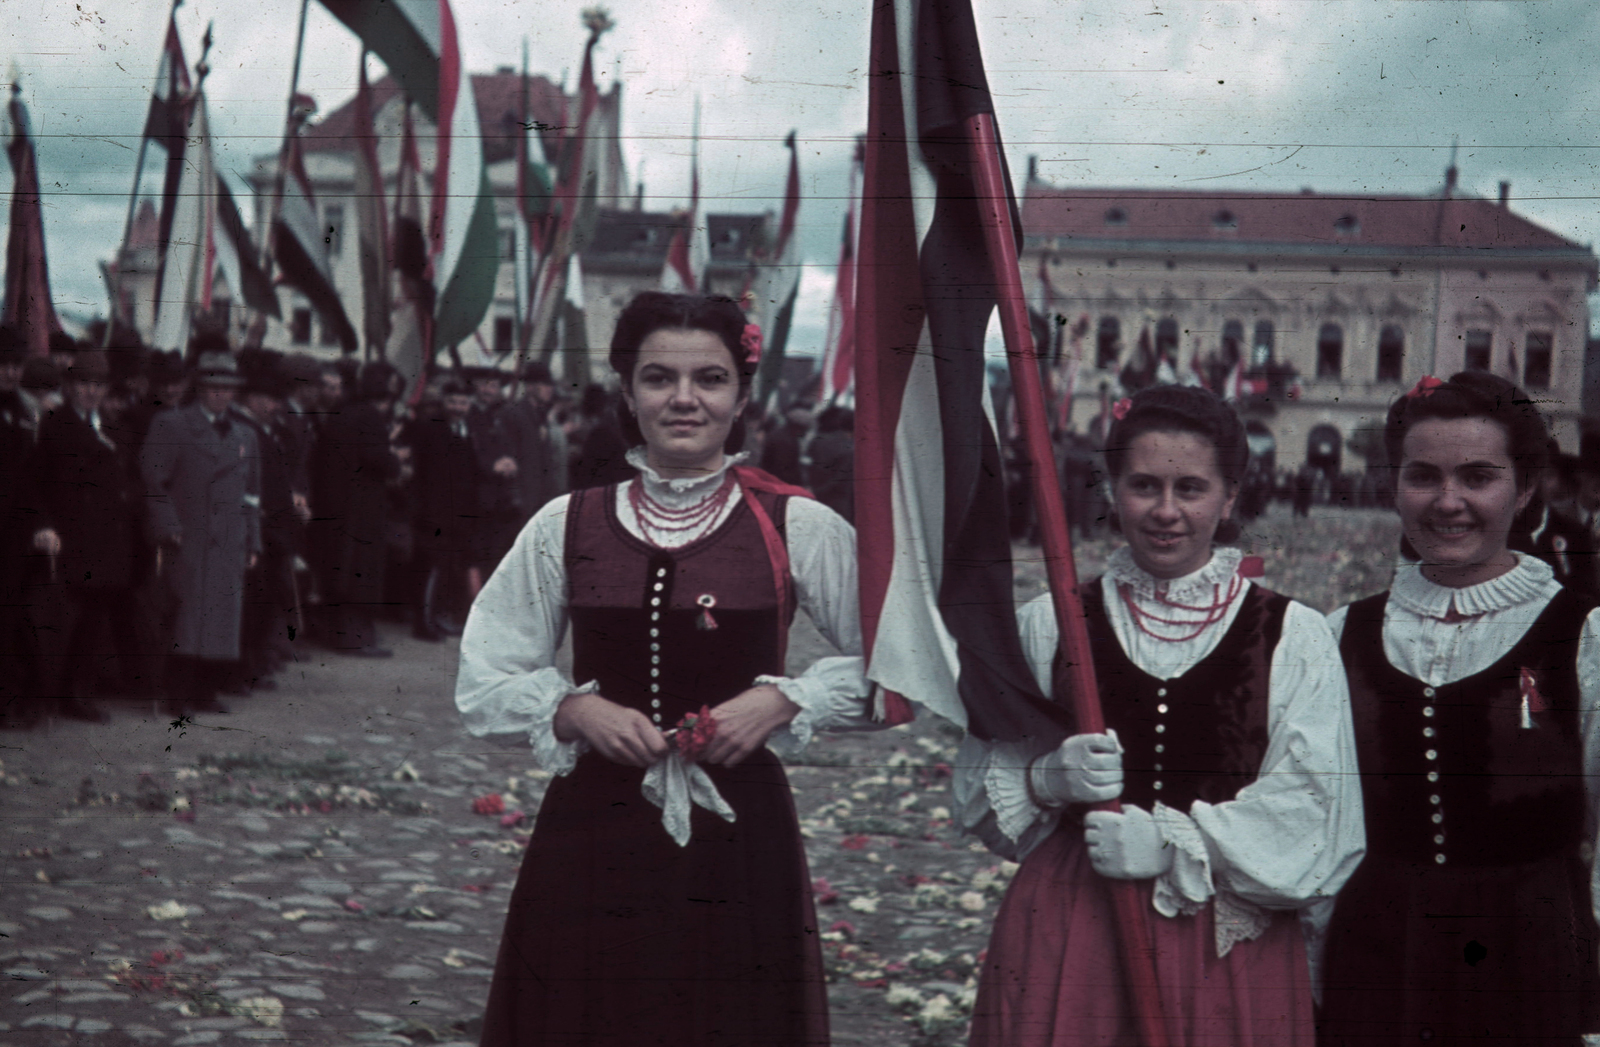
[146,900,189,921]
[957,891,987,912]
[847,896,879,914]
[232,996,284,1027]
[885,983,923,1008]
[917,993,956,1030]
[927,805,952,821]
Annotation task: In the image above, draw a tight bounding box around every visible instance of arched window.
[1221,320,1244,364]
[1096,316,1121,369]
[1317,323,1343,378]
[1252,321,1275,367]
[1155,317,1179,358]
[1525,331,1553,389]
[1377,325,1405,381]
[1464,329,1491,371]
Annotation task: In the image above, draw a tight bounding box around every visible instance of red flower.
[343,899,366,912]
[499,809,526,828]
[741,323,764,366]
[812,877,840,904]
[1405,375,1444,400]
[1111,397,1133,421]
[471,793,505,816]
[1237,555,1265,579]
[840,833,870,850]
[854,977,888,989]
[829,920,857,937]
[671,706,719,763]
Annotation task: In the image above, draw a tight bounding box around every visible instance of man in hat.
[140,350,261,714]
[27,349,145,722]
[406,379,484,639]
[235,369,300,688]
[495,361,569,530]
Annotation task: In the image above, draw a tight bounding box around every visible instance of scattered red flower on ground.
[471,793,505,816]
[901,873,932,887]
[812,878,839,904]
[343,899,365,912]
[829,920,857,937]
[854,977,887,989]
[840,834,870,850]
[499,809,525,828]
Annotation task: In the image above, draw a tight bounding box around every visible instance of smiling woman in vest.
[959,384,1363,1046]
[1319,371,1600,1045]
[456,291,872,1046]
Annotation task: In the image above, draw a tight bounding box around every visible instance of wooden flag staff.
[962,109,1172,1047]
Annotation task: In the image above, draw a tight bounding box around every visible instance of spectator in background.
[407,380,482,640]
[0,330,42,726]
[140,351,260,715]
[466,368,519,577]
[805,404,855,524]
[497,361,569,528]
[310,362,400,657]
[19,355,61,425]
[121,351,187,455]
[29,349,144,721]
[569,384,633,490]
[234,369,299,690]
[759,397,814,488]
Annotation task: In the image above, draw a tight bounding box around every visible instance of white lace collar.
[1105,544,1245,603]
[624,446,750,509]
[1389,553,1556,618]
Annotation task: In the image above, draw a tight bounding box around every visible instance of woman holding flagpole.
[456,291,871,1046]
[1318,372,1600,1045]
[958,384,1364,1046]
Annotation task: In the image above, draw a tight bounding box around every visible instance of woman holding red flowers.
[456,292,869,1046]
[960,384,1363,1046]
[1319,371,1600,1045]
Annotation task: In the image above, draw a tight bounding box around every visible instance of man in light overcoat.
[140,351,260,713]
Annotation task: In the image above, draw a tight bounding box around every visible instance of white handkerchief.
[641,752,737,847]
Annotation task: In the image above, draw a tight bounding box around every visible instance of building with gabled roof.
[1021,162,1598,468]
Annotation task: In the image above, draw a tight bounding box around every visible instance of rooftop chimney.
[1498,181,1511,208]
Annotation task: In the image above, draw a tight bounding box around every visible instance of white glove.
[1084,805,1173,880]
[1028,731,1123,807]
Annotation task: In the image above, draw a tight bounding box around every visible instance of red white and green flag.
[660,100,708,294]
[749,132,801,406]
[818,141,862,404]
[353,54,391,357]
[273,133,357,352]
[3,84,61,357]
[854,0,1061,738]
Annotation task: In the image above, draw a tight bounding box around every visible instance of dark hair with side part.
[1383,370,1550,491]
[608,291,755,452]
[1103,384,1250,543]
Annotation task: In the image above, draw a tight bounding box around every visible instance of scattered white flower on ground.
[232,996,284,1027]
[146,901,189,921]
[928,805,951,821]
[957,890,987,912]
[885,983,924,1007]
[847,896,879,914]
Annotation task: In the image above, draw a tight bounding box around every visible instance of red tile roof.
[303,71,574,166]
[1022,184,1587,254]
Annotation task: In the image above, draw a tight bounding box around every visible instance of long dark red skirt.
[970,827,1313,1047]
[477,748,829,1047]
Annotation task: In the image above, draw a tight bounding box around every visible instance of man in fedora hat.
[28,349,145,723]
[140,350,261,714]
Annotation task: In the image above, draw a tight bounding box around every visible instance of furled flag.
[212,176,278,321]
[353,54,391,357]
[149,86,214,353]
[853,0,1064,739]
[388,103,432,396]
[318,0,497,355]
[273,133,357,353]
[818,141,861,404]
[660,99,708,294]
[145,13,193,313]
[2,81,61,356]
[749,132,801,406]
[512,39,553,361]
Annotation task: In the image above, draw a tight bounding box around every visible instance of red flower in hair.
[1405,375,1444,400]
[741,323,764,366]
[1111,397,1133,421]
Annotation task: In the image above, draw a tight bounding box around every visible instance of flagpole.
[962,109,1171,1047]
[103,0,184,348]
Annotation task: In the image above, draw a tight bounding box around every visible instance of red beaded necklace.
[1119,572,1243,643]
[628,471,738,546]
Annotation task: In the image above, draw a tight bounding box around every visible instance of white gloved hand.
[1083,805,1173,880]
[1028,731,1123,807]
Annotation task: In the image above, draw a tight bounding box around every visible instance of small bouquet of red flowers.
[471,793,506,816]
[668,706,718,763]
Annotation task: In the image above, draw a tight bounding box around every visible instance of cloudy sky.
[6,0,1599,348]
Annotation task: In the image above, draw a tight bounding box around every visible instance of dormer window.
[1212,209,1238,230]
[1104,207,1128,227]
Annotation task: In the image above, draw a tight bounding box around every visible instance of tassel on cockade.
[696,594,719,631]
[1519,667,1543,729]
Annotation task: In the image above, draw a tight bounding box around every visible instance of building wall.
[1026,245,1590,469]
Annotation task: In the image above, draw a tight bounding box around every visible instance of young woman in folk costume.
[1318,372,1600,1045]
[456,292,872,1046]
[959,384,1364,1046]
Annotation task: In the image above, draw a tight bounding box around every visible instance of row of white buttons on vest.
[650,566,667,724]
[1152,686,1168,793]
[1422,686,1446,864]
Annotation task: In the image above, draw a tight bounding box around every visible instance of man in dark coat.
[496,361,568,528]
[235,371,300,687]
[0,329,44,726]
[310,363,400,656]
[28,349,146,721]
[140,351,261,713]
[407,381,484,639]
[759,398,814,488]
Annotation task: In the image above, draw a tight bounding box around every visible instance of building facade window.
[319,316,340,347]
[1221,319,1244,364]
[1464,329,1492,371]
[1525,331,1553,389]
[1317,323,1343,378]
[1377,324,1405,381]
[494,316,515,356]
[323,205,344,257]
[1252,321,1275,366]
[1156,317,1179,359]
[290,308,312,346]
[498,225,517,262]
[1096,316,1120,369]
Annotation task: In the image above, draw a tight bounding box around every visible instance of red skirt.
[970,826,1313,1047]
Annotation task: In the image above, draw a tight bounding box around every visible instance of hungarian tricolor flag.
[2,84,61,357]
[854,0,1063,740]
[818,141,862,404]
[660,101,708,294]
[149,88,213,352]
[273,134,358,353]
[353,55,391,357]
[749,132,801,406]
[319,0,497,355]
[144,13,192,314]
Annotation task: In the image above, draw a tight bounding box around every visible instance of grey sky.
[6,0,1599,347]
